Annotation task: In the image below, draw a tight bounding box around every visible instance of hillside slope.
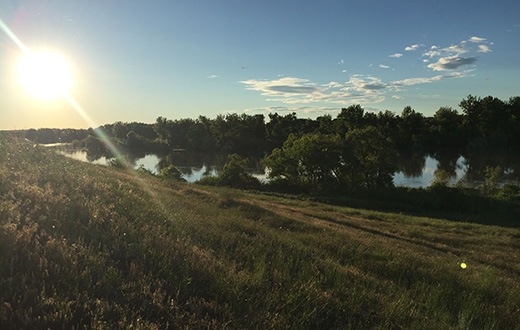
[1,136,519,329]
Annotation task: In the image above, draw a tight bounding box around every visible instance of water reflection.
[433,150,461,178]
[395,151,427,178]
[57,147,518,188]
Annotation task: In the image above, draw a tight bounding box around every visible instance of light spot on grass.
[460,262,467,269]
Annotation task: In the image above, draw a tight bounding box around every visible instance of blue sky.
[1,0,519,129]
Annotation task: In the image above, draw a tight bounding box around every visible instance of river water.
[55,149,510,188]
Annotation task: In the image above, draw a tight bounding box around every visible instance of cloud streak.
[405,44,423,51]
[478,45,491,53]
[427,56,476,71]
[241,71,468,105]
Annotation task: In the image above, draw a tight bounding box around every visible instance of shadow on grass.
[310,186,520,228]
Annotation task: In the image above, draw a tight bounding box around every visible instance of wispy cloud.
[208,75,219,79]
[392,71,469,86]
[405,44,423,51]
[478,45,492,53]
[422,37,491,71]
[468,36,486,43]
[241,77,319,97]
[241,71,468,105]
[424,44,467,57]
[427,56,477,71]
[241,36,489,106]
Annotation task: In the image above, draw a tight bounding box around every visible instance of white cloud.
[241,77,320,98]
[342,69,347,73]
[241,71,469,106]
[379,64,391,69]
[392,95,402,99]
[423,59,429,63]
[338,59,344,64]
[241,76,385,105]
[445,44,468,55]
[469,36,486,43]
[423,49,442,57]
[405,44,423,51]
[423,37,492,59]
[389,53,403,58]
[208,75,219,79]
[478,45,492,53]
[427,56,476,71]
[392,71,468,86]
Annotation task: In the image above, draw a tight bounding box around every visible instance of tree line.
[6,95,519,156]
[104,94,520,155]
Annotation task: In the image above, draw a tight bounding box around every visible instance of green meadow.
[1,136,519,329]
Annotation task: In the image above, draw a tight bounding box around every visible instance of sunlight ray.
[0,18,29,54]
[0,17,173,222]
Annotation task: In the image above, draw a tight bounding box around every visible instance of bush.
[160,164,185,181]
[107,157,126,168]
[197,154,261,190]
[135,164,156,176]
[495,184,520,202]
[430,169,451,187]
[197,175,220,186]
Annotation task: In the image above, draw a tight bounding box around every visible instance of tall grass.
[1,135,519,329]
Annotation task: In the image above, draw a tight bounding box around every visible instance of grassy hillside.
[1,136,519,329]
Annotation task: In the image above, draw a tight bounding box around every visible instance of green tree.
[396,106,426,148]
[344,126,397,188]
[432,107,464,148]
[482,165,503,194]
[460,95,509,144]
[335,104,365,136]
[263,133,343,190]
[218,154,260,189]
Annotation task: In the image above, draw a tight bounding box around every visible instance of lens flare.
[0,17,171,219]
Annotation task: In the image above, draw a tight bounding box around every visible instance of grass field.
[1,136,519,329]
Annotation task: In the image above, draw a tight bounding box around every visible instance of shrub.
[107,157,126,168]
[160,164,185,181]
[198,154,261,190]
[430,169,451,187]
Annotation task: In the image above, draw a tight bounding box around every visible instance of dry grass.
[1,135,519,329]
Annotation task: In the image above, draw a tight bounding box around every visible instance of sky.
[0,0,519,129]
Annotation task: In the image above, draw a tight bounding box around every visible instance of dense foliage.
[5,95,519,155]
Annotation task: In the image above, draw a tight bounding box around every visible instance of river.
[55,148,519,188]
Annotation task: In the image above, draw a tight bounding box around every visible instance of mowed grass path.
[1,137,519,329]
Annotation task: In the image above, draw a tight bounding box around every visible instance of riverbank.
[1,136,519,328]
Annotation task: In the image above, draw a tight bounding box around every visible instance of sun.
[17,51,74,99]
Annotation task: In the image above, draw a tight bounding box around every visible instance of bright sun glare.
[17,51,73,99]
